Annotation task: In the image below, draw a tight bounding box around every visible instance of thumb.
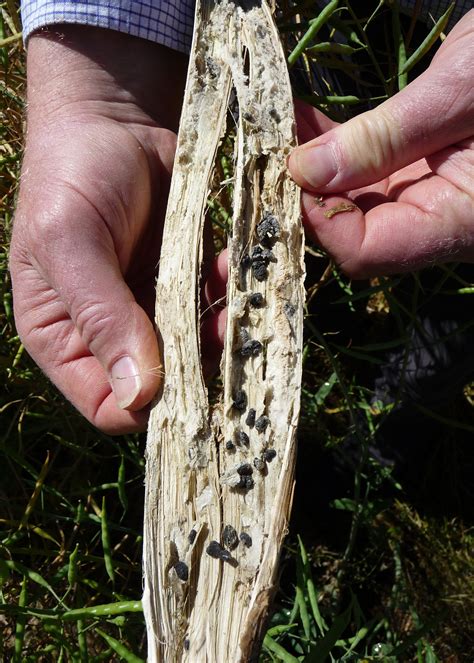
[289,52,473,193]
[62,261,160,412]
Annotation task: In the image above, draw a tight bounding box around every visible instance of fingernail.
[293,143,338,189]
[110,356,141,409]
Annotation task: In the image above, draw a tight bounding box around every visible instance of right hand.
[9,26,189,434]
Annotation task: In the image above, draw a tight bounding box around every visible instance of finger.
[302,171,474,278]
[201,307,227,379]
[201,250,228,378]
[204,249,228,311]
[289,29,474,193]
[294,99,338,144]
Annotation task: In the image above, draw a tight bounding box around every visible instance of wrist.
[26,25,188,131]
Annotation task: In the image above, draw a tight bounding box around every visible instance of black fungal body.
[240,532,252,547]
[251,245,276,262]
[238,476,255,490]
[232,390,247,412]
[223,525,239,551]
[263,448,277,462]
[248,292,264,308]
[252,261,268,282]
[269,107,281,123]
[250,245,276,282]
[246,408,256,427]
[237,463,253,476]
[206,56,220,79]
[241,253,252,269]
[241,339,263,357]
[257,211,280,245]
[174,561,189,582]
[188,529,197,545]
[284,302,296,318]
[226,440,235,450]
[253,457,266,472]
[255,415,270,433]
[206,540,232,562]
[236,431,250,447]
[239,327,250,344]
[184,639,190,651]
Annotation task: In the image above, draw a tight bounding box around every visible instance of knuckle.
[73,299,115,351]
[14,190,68,258]
[343,109,398,177]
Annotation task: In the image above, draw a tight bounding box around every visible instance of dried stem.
[143,1,305,660]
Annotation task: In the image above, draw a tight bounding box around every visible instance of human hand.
[289,11,474,278]
[9,26,189,434]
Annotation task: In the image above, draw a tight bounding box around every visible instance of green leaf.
[314,372,337,407]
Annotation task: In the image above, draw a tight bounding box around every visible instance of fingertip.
[109,350,162,412]
[289,142,339,191]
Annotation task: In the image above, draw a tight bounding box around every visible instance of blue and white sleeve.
[20,0,195,53]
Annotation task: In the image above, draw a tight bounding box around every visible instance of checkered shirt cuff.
[20,0,196,53]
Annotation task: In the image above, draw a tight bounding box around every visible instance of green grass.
[1,1,473,661]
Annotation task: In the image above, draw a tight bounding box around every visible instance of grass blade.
[295,552,312,643]
[5,560,64,605]
[297,535,327,636]
[305,601,352,662]
[20,450,51,528]
[13,576,27,663]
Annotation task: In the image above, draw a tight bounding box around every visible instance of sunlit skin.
[10,13,473,434]
[10,27,188,434]
[289,12,474,277]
